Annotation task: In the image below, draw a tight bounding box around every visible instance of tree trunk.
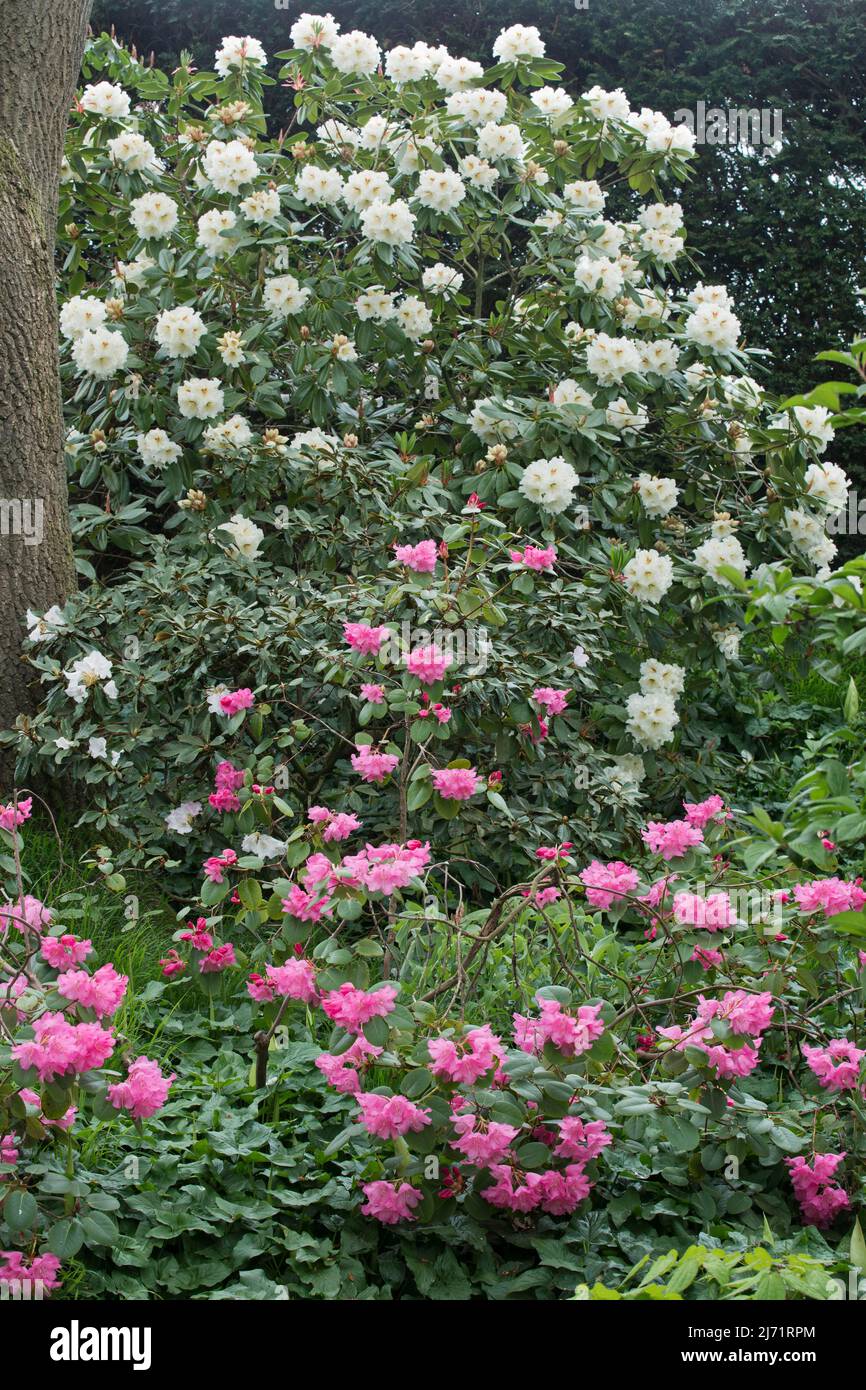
[0,0,92,788]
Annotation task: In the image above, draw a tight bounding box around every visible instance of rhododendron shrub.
[4,23,853,889]
[0,801,172,1292]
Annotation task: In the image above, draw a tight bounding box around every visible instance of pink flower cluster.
[350,742,400,783]
[56,963,128,1019]
[793,878,866,917]
[40,934,92,971]
[321,982,398,1034]
[514,997,605,1058]
[642,818,704,860]
[219,687,255,716]
[12,1012,115,1083]
[429,1024,505,1084]
[0,894,52,936]
[657,990,774,1080]
[450,1113,519,1166]
[247,957,318,1004]
[510,544,557,571]
[0,1250,61,1292]
[802,1039,864,1093]
[308,805,362,841]
[532,686,569,716]
[432,767,481,801]
[356,1092,431,1138]
[672,890,738,931]
[202,848,238,883]
[483,1163,592,1215]
[682,795,729,828]
[108,1056,175,1120]
[361,1180,423,1224]
[580,860,639,910]
[394,538,437,572]
[0,797,32,832]
[360,682,385,704]
[405,644,452,684]
[344,621,389,654]
[340,839,431,896]
[209,760,246,813]
[786,1153,849,1228]
[316,1035,382,1094]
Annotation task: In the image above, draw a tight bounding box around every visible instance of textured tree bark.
[0,0,92,786]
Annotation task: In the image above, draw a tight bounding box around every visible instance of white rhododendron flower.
[165,801,202,834]
[459,154,498,190]
[626,691,680,750]
[518,457,579,513]
[202,139,258,193]
[446,89,508,126]
[130,192,179,240]
[204,415,255,454]
[422,263,464,294]
[394,297,433,340]
[804,460,850,511]
[415,168,466,213]
[606,398,648,431]
[107,132,156,170]
[585,333,642,384]
[80,81,131,118]
[563,179,606,213]
[240,188,281,224]
[435,55,485,92]
[214,35,267,76]
[776,404,836,451]
[622,549,674,604]
[241,833,288,860]
[296,164,345,204]
[493,24,545,61]
[60,296,107,339]
[262,275,311,318]
[684,301,741,352]
[26,606,67,643]
[177,377,225,420]
[531,86,574,120]
[692,534,751,588]
[582,85,631,121]
[154,306,207,359]
[355,287,397,321]
[343,170,393,212]
[290,13,340,50]
[477,122,525,162]
[330,30,380,75]
[64,651,117,704]
[574,254,625,300]
[218,513,265,559]
[784,509,837,568]
[196,208,238,256]
[359,198,416,245]
[137,428,182,470]
[637,474,679,518]
[71,328,128,379]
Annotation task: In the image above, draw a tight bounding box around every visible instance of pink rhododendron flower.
[281,883,333,921]
[0,797,32,832]
[482,1164,545,1213]
[534,1165,593,1215]
[321,982,398,1034]
[642,818,704,860]
[218,687,255,715]
[360,682,385,703]
[249,958,318,1004]
[405,644,452,684]
[451,1113,519,1166]
[802,1039,865,1092]
[350,743,400,783]
[1,1133,18,1169]
[554,1117,612,1163]
[580,860,639,910]
[356,1092,432,1139]
[787,1153,849,1228]
[316,1035,382,1094]
[202,848,237,883]
[431,767,481,801]
[532,686,569,715]
[209,786,241,813]
[180,917,213,951]
[159,949,186,978]
[514,997,604,1058]
[108,1056,174,1120]
[657,990,773,1081]
[510,544,557,571]
[682,795,729,828]
[0,1250,61,1292]
[793,878,866,917]
[361,1179,423,1224]
[40,934,92,971]
[691,946,724,971]
[302,851,335,887]
[673,890,738,931]
[323,812,362,842]
[0,895,52,936]
[339,840,431,896]
[531,886,561,908]
[57,963,128,1018]
[344,622,389,654]
[394,538,437,572]
[428,1024,505,1085]
[200,943,236,972]
[12,1012,114,1082]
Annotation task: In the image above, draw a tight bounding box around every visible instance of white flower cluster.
[626,659,684,750]
[518,457,579,513]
